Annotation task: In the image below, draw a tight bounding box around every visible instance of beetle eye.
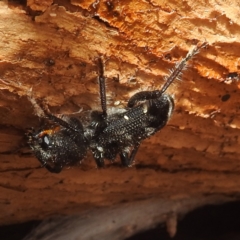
[40,135,51,149]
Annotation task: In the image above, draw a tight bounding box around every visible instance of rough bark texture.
[0,0,240,238]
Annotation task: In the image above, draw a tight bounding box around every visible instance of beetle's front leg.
[92,148,105,168]
[120,144,140,167]
[127,90,162,108]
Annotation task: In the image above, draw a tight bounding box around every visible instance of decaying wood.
[0,0,240,238]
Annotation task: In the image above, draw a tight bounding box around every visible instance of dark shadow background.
[128,201,240,240]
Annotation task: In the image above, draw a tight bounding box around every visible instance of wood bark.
[0,0,240,238]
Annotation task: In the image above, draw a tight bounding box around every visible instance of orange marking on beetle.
[38,126,61,138]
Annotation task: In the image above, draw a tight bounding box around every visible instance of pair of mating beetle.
[27,43,206,173]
